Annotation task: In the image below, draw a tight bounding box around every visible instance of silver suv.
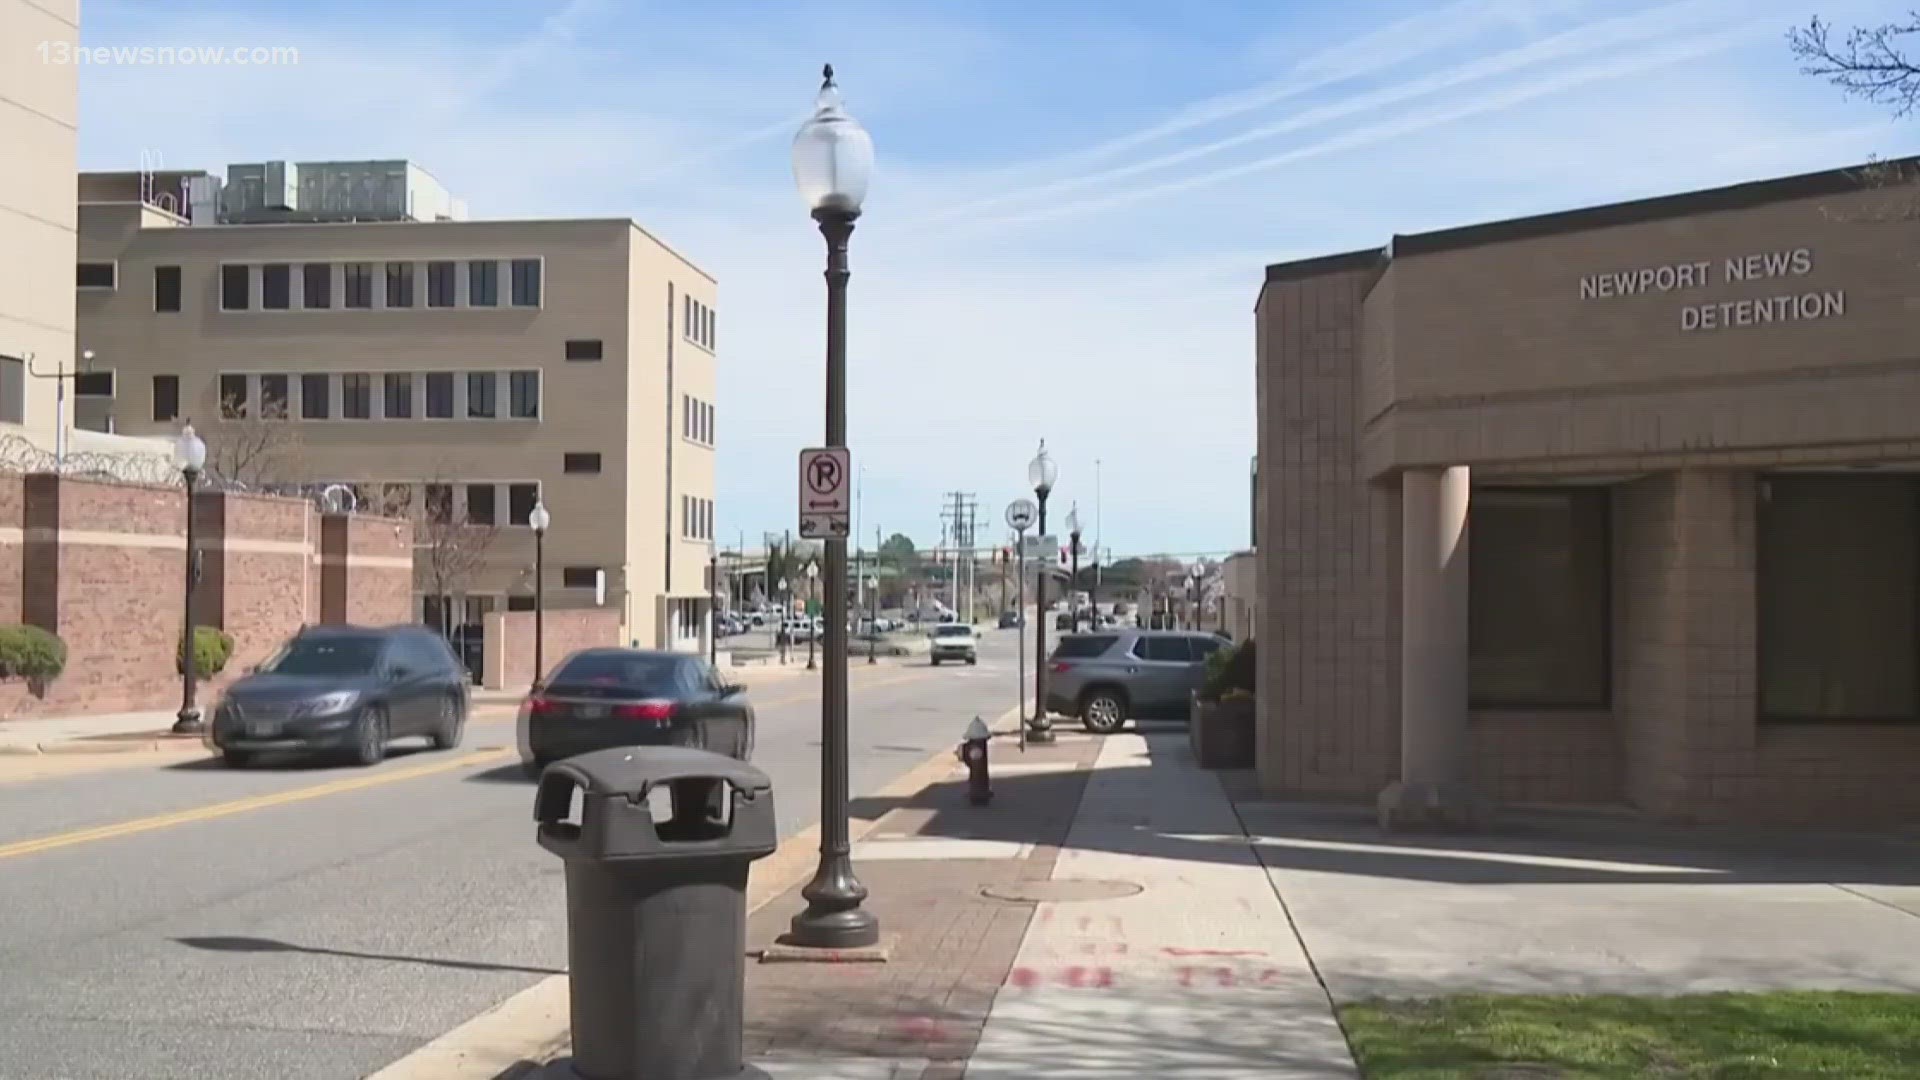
[1045,629,1227,733]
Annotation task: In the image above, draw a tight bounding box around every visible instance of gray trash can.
[535,746,778,1080]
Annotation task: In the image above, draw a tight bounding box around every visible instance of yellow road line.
[0,748,511,862]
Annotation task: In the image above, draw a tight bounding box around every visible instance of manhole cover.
[981,879,1144,903]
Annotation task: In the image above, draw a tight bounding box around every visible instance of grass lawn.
[1340,991,1920,1078]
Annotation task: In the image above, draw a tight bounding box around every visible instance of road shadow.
[163,743,438,772]
[469,760,536,784]
[174,935,562,976]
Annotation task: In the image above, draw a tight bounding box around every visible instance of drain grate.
[981,879,1144,903]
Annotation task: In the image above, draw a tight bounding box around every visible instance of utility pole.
[939,490,978,621]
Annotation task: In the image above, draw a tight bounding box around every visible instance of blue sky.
[74,0,1917,558]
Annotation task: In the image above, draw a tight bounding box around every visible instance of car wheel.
[1081,689,1127,734]
[967,655,978,666]
[349,706,389,767]
[430,694,465,750]
[930,656,941,667]
[221,749,254,769]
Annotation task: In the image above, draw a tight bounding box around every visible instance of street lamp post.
[529,500,550,689]
[170,424,207,735]
[866,574,879,664]
[806,560,819,671]
[777,577,790,664]
[1028,441,1058,745]
[1188,570,1203,631]
[1066,504,1082,632]
[789,63,879,949]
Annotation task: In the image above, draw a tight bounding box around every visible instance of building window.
[154,265,182,312]
[682,495,713,540]
[466,483,497,525]
[427,261,456,307]
[259,374,290,419]
[506,595,536,612]
[508,483,539,526]
[683,296,714,349]
[386,261,414,308]
[221,264,250,310]
[0,356,22,424]
[510,259,541,307]
[299,373,330,419]
[562,566,599,589]
[303,263,331,309]
[76,261,116,289]
[466,372,497,418]
[509,370,540,418]
[1760,476,1920,721]
[383,372,413,419]
[262,263,291,310]
[424,483,454,523]
[467,260,497,306]
[682,394,690,438]
[565,339,602,361]
[564,452,601,474]
[425,372,454,418]
[344,262,374,309]
[73,371,113,396]
[219,373,249,417]
[342,373,371,419]
[382,483,414,516]
[151,374,179,421]
[1468,487,1610,709]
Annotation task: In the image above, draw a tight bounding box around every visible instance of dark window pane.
[344,263,373,308]
[563,566,599,588]
[547,652,679,694]
[262,263,291,309]
[1053,635,1118,659]
[509,370,539,418]
[151,375,179,421]
[386,261,414,308]
[382,483,414,515]
[466,484,496,525]
[506,595,536,612]
[303,263,331,309]
[342,373,371,419]
[1760,476,1918,720]
[260,635,382,677]
[564,452,601,474]
[153,265,182,311]
[468,260,497,306]
[76,262,115,288]
[427,261,456,307]
[424,483,453,523]
[0,357,22,424]
[259,374,289,419]
[1468,488,1610,708]
[508,483,538,525]
[219,373,249,417]
[510,259,541,306]
[565,339,602,361]
[425,372,454,418]
[73,371,112,396]
[466,372,497,418]
[1141,636,1193,662]
[221,264,250,310]
[383,373,413,418]
[300,373,329,419]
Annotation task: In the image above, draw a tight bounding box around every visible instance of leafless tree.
[204,394,303,489]
[369,476,497,636]
[1790,14,1920,116]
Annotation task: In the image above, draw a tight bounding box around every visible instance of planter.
[1189,692,1255,769]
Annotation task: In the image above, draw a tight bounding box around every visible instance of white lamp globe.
[792,64,874,216]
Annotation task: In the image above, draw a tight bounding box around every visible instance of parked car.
[516,648,755,778]
[928,623,979,666]
[779,617,817,642]
[997,610,1024,629]
[1044,629,1228,734]
[206,624,470,768]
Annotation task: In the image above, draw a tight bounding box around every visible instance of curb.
[0,704,524,759]
[363,701,1027,1080]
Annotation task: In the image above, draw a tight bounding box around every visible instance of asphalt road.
[0,629,1042,1080]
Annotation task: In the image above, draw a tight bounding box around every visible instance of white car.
[928,623,978,666]
[781,617,817,642]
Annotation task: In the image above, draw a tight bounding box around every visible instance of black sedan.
[516,648,755,778]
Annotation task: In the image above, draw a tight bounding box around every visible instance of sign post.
[1006,498,1037,751]
[798,447,852,539]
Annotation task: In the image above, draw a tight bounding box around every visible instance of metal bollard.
[959,715,992,806]
[535,747,778,1080]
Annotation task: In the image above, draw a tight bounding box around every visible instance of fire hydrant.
[959,716,992,806]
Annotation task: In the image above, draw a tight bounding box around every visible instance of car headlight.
[308,691,362,715]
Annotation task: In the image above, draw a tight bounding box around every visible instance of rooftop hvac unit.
[262,160,298,210]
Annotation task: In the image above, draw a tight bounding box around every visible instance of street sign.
[1005,498,1037,531]
[1020,534,1057,560]
[798,447,851,540]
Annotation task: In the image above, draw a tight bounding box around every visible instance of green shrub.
[178,625,234,679]
[1203,637,1256,699]
[0,624,66,684]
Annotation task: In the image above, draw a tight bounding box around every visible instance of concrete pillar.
[1379,466,1489,830]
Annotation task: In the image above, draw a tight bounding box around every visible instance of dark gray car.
[1044,629,1228,733]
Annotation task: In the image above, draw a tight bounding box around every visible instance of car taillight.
[1052,662,1074,674]
[613,700,677,722]
[527,697,558,716]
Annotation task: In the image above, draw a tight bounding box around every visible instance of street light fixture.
[1027,440,1057,745]
[806,559,820,671]
[866,573,879,664]
[529,500,551,689]
[788,63,880,951]
[777,576,791,665]
[1065,503,1082,631]
[170,424,208,735]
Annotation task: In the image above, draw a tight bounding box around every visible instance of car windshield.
[1052,635,1118,659]
[260,635,383,676]
[548,653,680,694]
[933,626,973,638]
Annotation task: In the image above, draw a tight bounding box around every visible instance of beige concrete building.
[1257,159,1920,830]
[74,162,720,653]
[0,0,79,448]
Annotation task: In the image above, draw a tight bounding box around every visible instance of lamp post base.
[788,858,880,949]
[171,708,203,736]
[1024,722,1056,745]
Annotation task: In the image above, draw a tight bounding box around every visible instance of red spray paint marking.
[1162,947,1266,958]
[1039,908,1055,925]
[1259,968,1287,985]
[1007,967,1039,989]
[895,1016,950,1043]
[1176,966,1195,988]
[1213,967,1237,988]
[1062,966,1115,988]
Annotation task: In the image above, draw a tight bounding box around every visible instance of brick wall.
[481,608,622,690]
[1468,710,1621,804]
[0,473,409,720]
[319,514,412,627]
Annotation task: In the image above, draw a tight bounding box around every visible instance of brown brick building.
[1255,159,1920,829]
